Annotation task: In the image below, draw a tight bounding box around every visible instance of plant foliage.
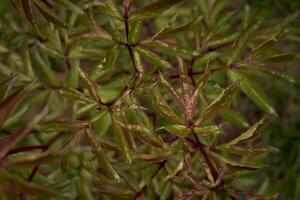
[0,0,298,199]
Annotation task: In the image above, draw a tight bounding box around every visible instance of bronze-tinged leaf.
[178,57,192,104]
[152,87,183,124]
[0,170,64,197]
[3,151,70,167]
[0,125,32,160]
[157,125,190,138]
[220,117,268,147]
[211,152,266,170]
[60,87,96,104]
[36,120,88,133]
[21,0,34,27]
[129,0,186,21]
[164,158,184,181]
[118,122,166,148]
[96,184,134,199]
[0,108,47,160]
[140,150,174,163]
[0,89,29,130]
[33,0,68,28]
[194,81,240,127]
[159,71,183,107]
[190,66,210,110]
[155,16,203,38]
[217,145,278,156]
[98,0,123,21]
[86,128,120,181]
[111,115,132,163]
[77,67,102,103]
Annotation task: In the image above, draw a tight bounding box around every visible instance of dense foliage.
[0,0,298,199]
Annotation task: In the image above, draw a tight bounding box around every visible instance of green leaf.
[220,108,249,128]
[0,88,29,130]
[37,42,64,59]
[140,150,174,163]
[112,115,132,163]
[33,0,68,28]
[132,48,144,73]
[99,0,123,21]
[255,66,296,84]
[262,53,296,63]
[152,87,182,124]
[128,21,143,45]
[227,20,262,65]
[55,0,83,14]
[118,122,166,148]
[142,39,199,59]
[32,46,59,87]
[178,57,192,103]
[159,71,183,107]
[205,32,240,49]
[220,117,267,147]
[86,128,120,181]
[211,152,266,170]
[37,120,88,133]
[155,16,203,38]
[217,145,278,156]
[193,52,220,69]
[0,170,64,197]
[66,60,80,88]
[0,107,47,160]
[228,69,277,115]
[4,151,70,167]
[77,66,101,103]
[129,0,186,21]
[194,81,240,126]
[193,125,221,135]
[137,47,172,69]
[60,87,95,104]
[157,125,190,138]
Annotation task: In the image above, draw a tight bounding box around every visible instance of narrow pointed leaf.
[99,0,123,21]
[159,72,183,107]
[77,67,101,103]
[152,87,182,124]
[112,115,132,163]
[217,145,278,156]
[33,0,68,28]
[193,52,220,69]
[194,81,240,126]
[0,89,29,130]
[220,117,267,147]
[255,66,296,84]
[227,21,262,65]
[228,69,277,115]
[129,0,186,21]
[156,16,203,38]
[137,48,172,69]
[0,170,64,197]
[86,128,120,181]
[220,108,249,128]
[118,122,166,148]
[140,150,174,163]
[211,152,266,170]
[128,21,143,45]
[157,125,190,138]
